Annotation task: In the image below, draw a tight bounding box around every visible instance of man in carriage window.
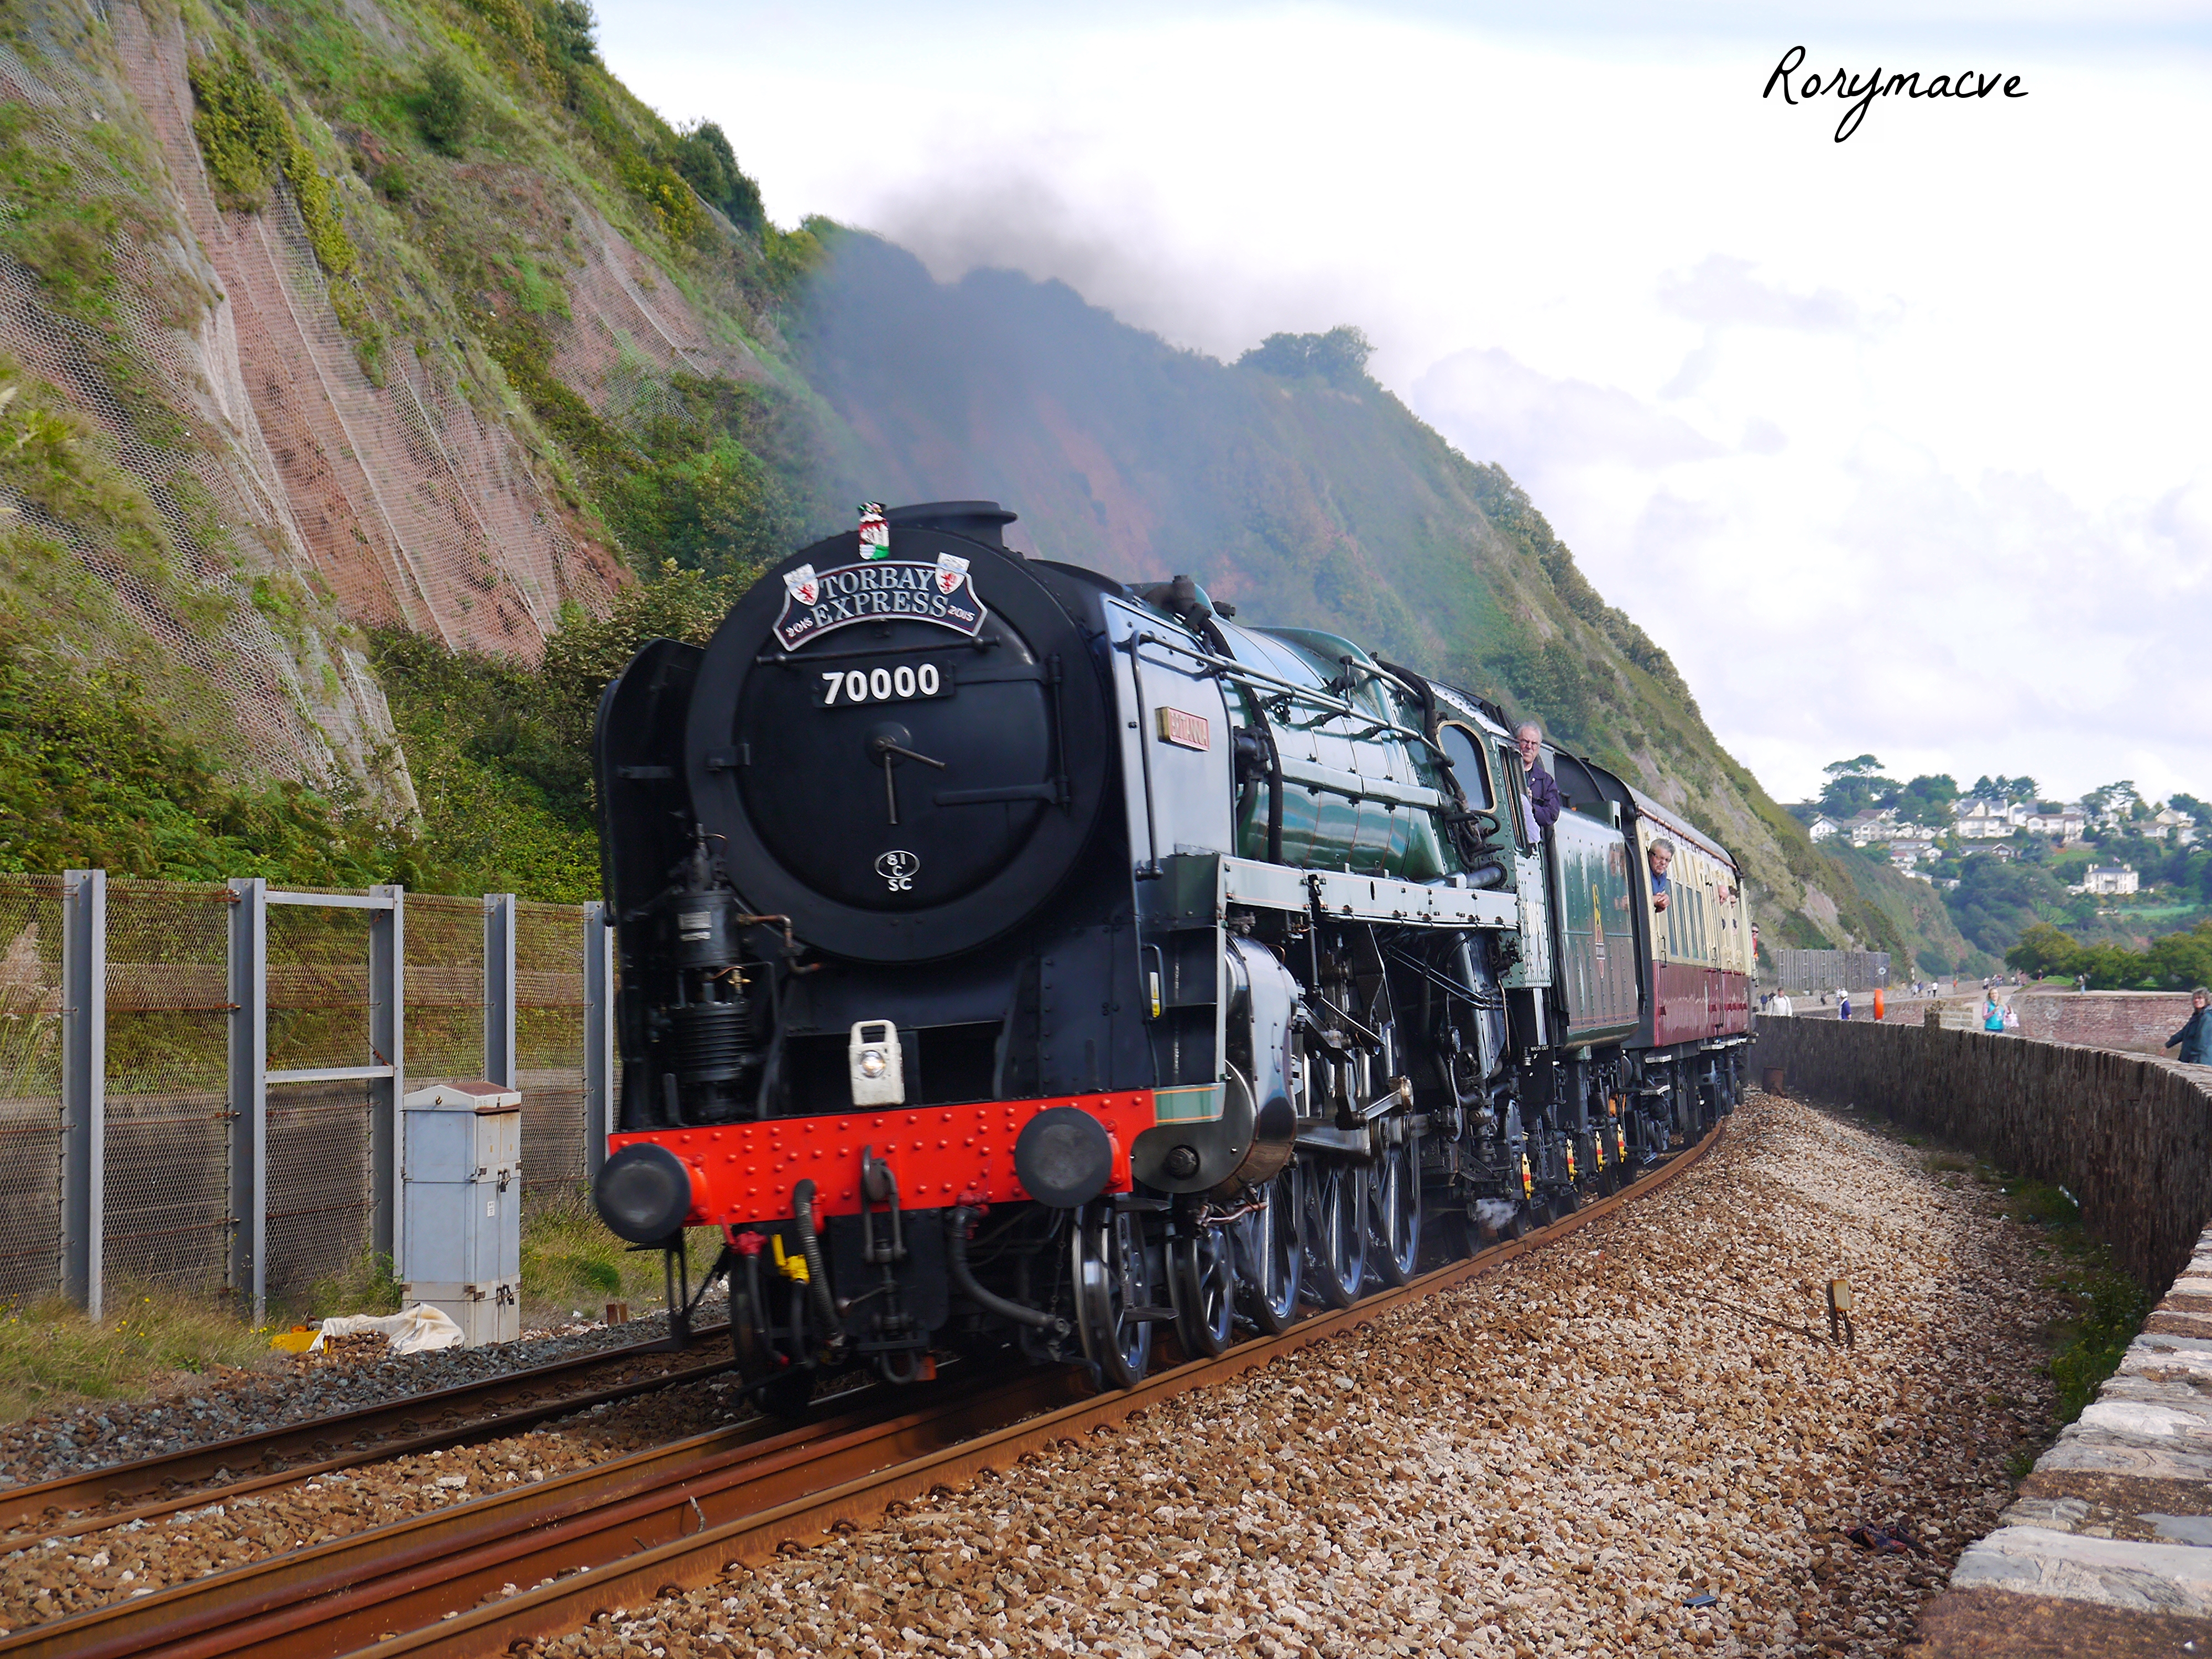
[1514,723,1562,843]
[1647,838,1674,912]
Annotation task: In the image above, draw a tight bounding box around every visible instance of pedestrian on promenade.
[2002,1000,2020,1034]
[1838,988,1852,1020]
[2166,989,2212,1065]
[1983,991,2005,1033]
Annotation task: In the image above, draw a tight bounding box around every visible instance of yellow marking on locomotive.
[772,1234,810,1284]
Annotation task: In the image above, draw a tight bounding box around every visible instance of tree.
[670,121,766,236]
[1236,326,1375,389]
[2171,792,2212,824]
[2006,922,2081,980]
[2151,922,2212,992]
[540,0,599,67]
[1817,755,1891,818]
[2083,781,2138,822]
[1892,773,1959,827]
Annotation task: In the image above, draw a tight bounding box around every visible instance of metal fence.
[0,872,613,1322]
[1770,948,1892,997]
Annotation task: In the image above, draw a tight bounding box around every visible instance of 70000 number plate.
[818,661,953,707]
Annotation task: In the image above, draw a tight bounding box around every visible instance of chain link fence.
[264,900,378,1310]
[3,873,612,1321]
[407,895,486,1088]
[0,876,64,1306]
[517,902,588,1207]
[103,880,232,1293]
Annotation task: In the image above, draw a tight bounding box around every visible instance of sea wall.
[2011,991,2197,1056]
[1753,1018,2212,1291]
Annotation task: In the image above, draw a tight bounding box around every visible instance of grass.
[0,1196,723,1423]
[519,1184,709,1323]
[0,1283,272,1422]
[1986,1177,2158,1423]
[305,1250,403,1320]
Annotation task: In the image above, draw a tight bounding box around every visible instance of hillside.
[0,0,1905,963]
[793,233,1893,956]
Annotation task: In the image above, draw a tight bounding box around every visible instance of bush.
[187,50,290,211]
[539,561,748,744]
[416,59,471,154]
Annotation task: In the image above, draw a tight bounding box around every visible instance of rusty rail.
[0,1326,732,1542]
[8,1121,1724,1659]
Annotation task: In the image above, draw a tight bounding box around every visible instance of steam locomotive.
[590,502,1751,1407]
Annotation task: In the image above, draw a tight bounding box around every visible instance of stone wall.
[1752,1019,2212,1291]
[2013,991,2198,1056]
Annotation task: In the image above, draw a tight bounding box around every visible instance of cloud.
[1411,347,1724,479]
[1657,254,1888,337]
[1743,416,1788,453]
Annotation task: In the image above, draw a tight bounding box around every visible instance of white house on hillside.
[2147,805,2199,844]
[2022,805,2087,840]
[2078,864,2140,896]
[1807,815,1842,842]
[1955,798,2028,838]
[1844,809,1897,846]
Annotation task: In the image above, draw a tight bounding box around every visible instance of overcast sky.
[598,2,2212,807]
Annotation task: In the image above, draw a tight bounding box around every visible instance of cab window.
[1438,723,1494,811]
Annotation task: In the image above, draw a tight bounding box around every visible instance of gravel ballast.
[0,1302,728,1496]
[0,1369,760,1630]
[526,1093,2071,1659]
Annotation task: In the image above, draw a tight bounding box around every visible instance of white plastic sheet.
[310,1304,467,1355]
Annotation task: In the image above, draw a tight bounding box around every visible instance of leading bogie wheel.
[1170,1220,1236,1360]
[1073,1203,1155,1389]
[1232,1163,1301,1334]
[1304,1159,1368,1308]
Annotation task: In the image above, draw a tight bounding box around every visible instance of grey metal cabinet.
[400,1080,522,1345]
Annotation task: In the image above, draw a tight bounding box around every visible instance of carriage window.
[1437,724,1493,810]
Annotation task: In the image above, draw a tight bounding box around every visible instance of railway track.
[0,1326,735,1545]
[1,1119,1723,1659]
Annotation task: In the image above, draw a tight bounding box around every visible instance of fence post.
[485,894,516,1090]
[59,869,106,1318]
[227,877,268,1325]
[369,886,405,1266]
[582,901,614,1179]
